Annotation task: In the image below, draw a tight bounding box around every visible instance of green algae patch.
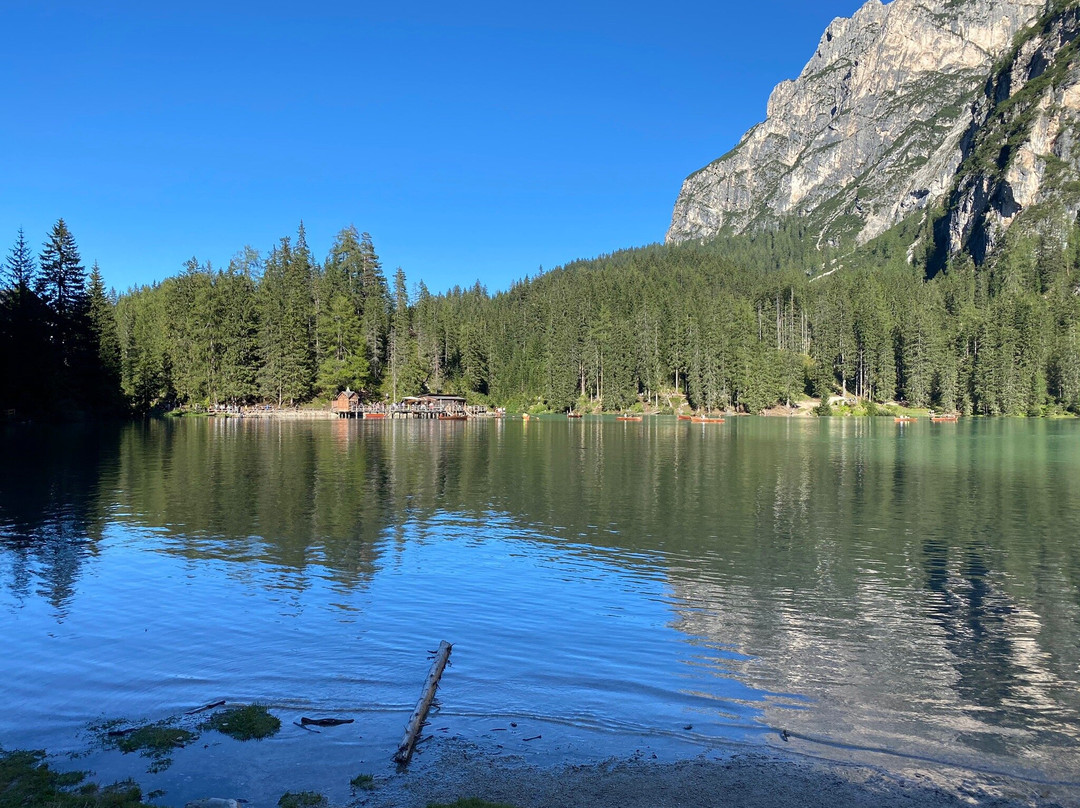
[201,704,281,741]
[0,749,148,808]
[90,719,197,772]
[113,724,197,757]
[277,791,327,808]
[350,773,375,790]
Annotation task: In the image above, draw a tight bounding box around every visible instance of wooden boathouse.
[331,388,364,418]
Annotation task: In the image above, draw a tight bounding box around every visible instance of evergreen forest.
[3,212,1080,418]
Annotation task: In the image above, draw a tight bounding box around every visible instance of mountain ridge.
[666,0,1077,264]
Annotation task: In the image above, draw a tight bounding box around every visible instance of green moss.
[0,749,149,808]
[91,720,197,771]
[277,792,327,808]
[350,773,375,790]
[112,725,196,758]
[200,704,281,741]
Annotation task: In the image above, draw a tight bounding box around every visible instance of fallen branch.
[300,717,354,726]
[394,640,452,765]
[185,700,226,716]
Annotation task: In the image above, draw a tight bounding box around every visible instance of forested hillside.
[3,213,1079,417]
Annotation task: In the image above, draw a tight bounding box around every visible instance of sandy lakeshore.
[360,740,1078,808]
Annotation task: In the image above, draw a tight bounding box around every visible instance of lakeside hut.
[332,388,362,418]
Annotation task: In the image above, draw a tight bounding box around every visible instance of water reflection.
[0,425,121,609]
[1,417,1079,784]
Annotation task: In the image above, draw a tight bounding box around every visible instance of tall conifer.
[87,262,122,407]
[38,219,86,316]
[4,227,37,293]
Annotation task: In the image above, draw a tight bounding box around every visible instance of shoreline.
[159,409,1080,421]
[7,734,1077,808]
[363,740,1078,808]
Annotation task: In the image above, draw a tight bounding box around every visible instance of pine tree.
[351,231,390,378]
[384,267,425,400]
[218,261,260,403]
[165,259,212,403]
[36,219,90,395]
[1,228,46,410]
[3,227,37,293]
[86,262,122,407]
[116,284,175,411]
[38,219,87,317]
[258,229,314,406]
[317,293,370,395]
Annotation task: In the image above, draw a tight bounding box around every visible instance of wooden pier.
[332,391,487,420]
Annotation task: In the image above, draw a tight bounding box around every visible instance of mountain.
[939,2,1080,265]
[666,0,1080,266]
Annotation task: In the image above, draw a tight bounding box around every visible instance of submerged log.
[185,700,227,715]
[300,717,354,726]
[394,640,452,765]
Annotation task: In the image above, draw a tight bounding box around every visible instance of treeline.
[474,215,1080,415]
[3,213,1080,417]
[113,224,413,410]
[0,221,121,414]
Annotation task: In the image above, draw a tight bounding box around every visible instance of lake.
[2,416,1079,804]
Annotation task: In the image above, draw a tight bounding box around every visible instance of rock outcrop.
[940,4,1080,264]
[666,0,1063,257]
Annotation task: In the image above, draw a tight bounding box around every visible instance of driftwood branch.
[185,699,226,715]
[394,640,452,765]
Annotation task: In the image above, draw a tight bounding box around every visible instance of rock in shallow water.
[185,799,240,808]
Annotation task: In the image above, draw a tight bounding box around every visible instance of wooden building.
[387,394,470,419]
[331,388,362,418]
[418,394,467,414]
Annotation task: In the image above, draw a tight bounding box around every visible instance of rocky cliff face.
[941,4,1080,264]
[666,0,1055,255]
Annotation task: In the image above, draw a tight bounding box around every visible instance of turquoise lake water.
[1,416,1078,803]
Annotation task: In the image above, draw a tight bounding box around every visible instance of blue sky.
[1,1,861,294]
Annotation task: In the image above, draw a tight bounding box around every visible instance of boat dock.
[332,391,486,420]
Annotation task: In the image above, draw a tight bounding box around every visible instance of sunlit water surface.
[2,417,1079,803]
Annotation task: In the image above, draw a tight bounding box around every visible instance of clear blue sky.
[1,0,861,295]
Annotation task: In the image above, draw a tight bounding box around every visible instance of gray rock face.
[666,0,1046,250]
[942,5,1080,263]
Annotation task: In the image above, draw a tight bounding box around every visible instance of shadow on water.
[0,424,123,610]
